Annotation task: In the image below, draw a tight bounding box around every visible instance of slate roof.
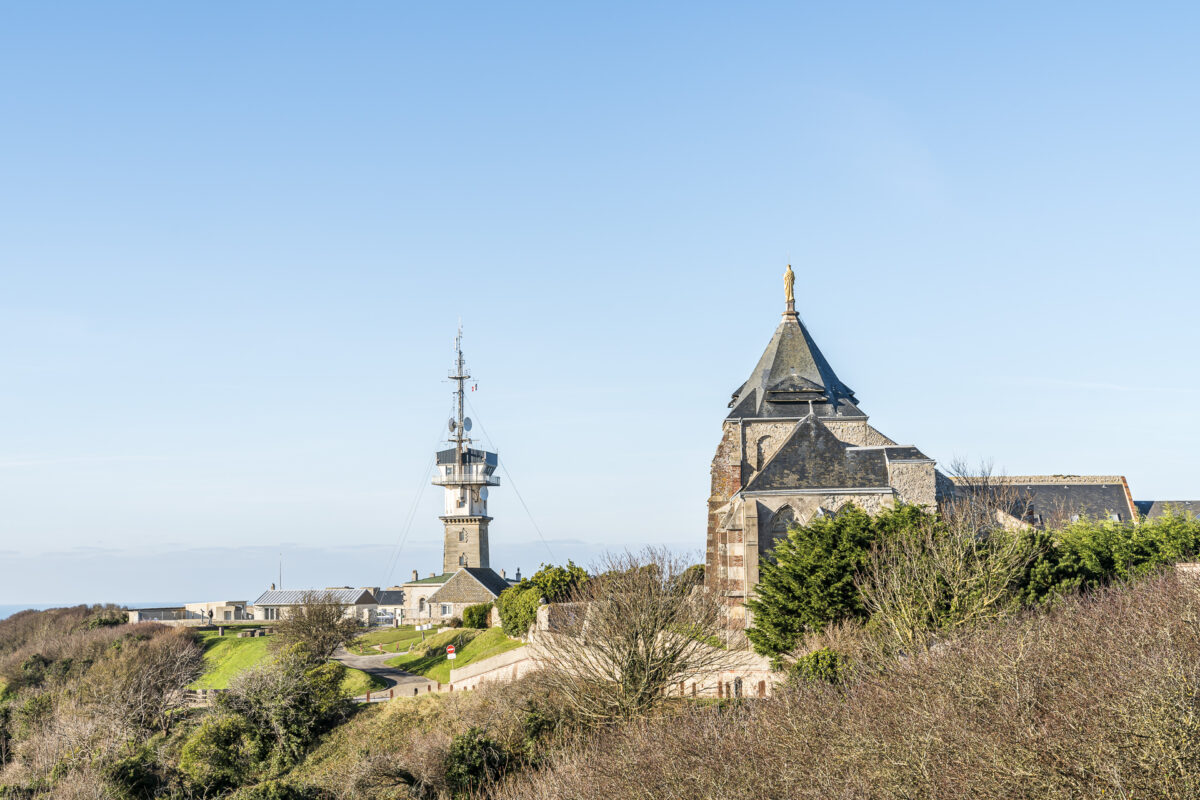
[375,591,406,605]
[951,477,1139,526]
[727,311,863,420]
[428,568,513,605]
[1135,500,1200,519]
[252,588,376,606]
[743,416,890,492]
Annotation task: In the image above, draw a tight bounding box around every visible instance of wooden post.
[389,688,394,699]
[366,691,371,702]
[758,680,766,698]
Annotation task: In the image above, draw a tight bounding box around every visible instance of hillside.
[190,628,384,695]
[386,627,524,684]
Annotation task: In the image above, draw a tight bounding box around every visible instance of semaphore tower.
[433,328,501,574]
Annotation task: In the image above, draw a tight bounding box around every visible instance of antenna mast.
[451,327,471,460]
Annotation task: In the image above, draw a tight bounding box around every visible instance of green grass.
[348,625,421,655]
[385,627,524,684]
[191,630,386,697]
[340,668,387,697]
[191,630,271,689]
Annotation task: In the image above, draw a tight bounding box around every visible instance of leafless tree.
[858,460,1037,656]
[272,591,361,661]
[82,627,203,733]
[536,547,732,723]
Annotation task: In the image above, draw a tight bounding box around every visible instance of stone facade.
[705,288,938,624]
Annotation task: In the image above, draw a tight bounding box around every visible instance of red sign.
[446,645,455,654]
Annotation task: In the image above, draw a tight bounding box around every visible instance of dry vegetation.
[494,573,1200,800]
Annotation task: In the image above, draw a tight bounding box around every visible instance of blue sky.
[1,2,1197,604]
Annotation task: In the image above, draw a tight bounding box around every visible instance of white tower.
[432,328,500,573]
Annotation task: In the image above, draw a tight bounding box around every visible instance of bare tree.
[536,547,732,723]
[272,591,361,661]
[83,628,204,733]
[858,461,1037,656]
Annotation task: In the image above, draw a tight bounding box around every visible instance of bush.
[746,505,928,659]
[216,644,351,766]
[789,647,851,685]
[495,587,541,638]
[179,714,266,791]
[446,617,463,629]
[462,603,492,629]
[444,727,510,793]
[101,744,164,800]
[232,779,315,800]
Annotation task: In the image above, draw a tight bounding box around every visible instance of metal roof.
[251,588,375,606]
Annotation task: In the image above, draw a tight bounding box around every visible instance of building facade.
[705,266,1197,625]
[705,266,937,622]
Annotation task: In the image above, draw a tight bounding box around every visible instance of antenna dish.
[448,419,457,433]
[463,417,473,432]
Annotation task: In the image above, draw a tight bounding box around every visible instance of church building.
[705,266,938,622]
[707,266,1196,624]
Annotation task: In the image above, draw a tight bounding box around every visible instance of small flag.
[472,384,477,391]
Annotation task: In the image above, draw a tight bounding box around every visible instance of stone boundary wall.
[448,644,534,691]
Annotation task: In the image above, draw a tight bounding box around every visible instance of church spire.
[725,267,861,420]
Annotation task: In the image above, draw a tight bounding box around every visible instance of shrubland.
[5,507,1200,798]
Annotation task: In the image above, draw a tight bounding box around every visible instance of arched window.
[418,598,426,612]
[458,530,467,543]
[755,436,773,471]
[459,554,467,566]
[766,505,798,549]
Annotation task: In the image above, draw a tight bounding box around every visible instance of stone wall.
[887,460,937,509]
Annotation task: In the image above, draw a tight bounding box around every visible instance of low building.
[400,567,515,624]
[374,586,407,625]
[249,587,377,624]
[184,600,248,622]
[128,601,248,625]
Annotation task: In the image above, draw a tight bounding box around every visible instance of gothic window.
[459,554,467,566]
[458,530,466,542]
[418,598,426,612]
[770,505,797,535]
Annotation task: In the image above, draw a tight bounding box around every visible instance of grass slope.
[386,627,524,684]
[191,629,384,696]
[191,630,270,689]
[348,625,421,655]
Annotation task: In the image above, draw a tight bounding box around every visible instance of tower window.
[459,554,467,566]
[458,530,466,542]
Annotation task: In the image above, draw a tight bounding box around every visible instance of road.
[333,647,440,702]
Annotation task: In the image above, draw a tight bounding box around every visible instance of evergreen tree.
[746,504,930,659]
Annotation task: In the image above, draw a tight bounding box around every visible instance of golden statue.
[783,264,795,307]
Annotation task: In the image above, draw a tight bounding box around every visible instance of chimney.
[412,569,418,582]
[428,572,435,578]
[515,567,521,581]
[499,568,506,579]
[270,582,276,591]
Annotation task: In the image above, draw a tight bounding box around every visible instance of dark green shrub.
[232,779,315,800]
[444,727,510,794]
[446,616,463,629]
[462,602,492,629]
[179,714,265,791]
[747,505,932,658]
[101,744,162,800]
[790,647,851,685]
[496,587,541,637]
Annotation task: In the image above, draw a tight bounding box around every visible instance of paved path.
[334,647,439,702]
